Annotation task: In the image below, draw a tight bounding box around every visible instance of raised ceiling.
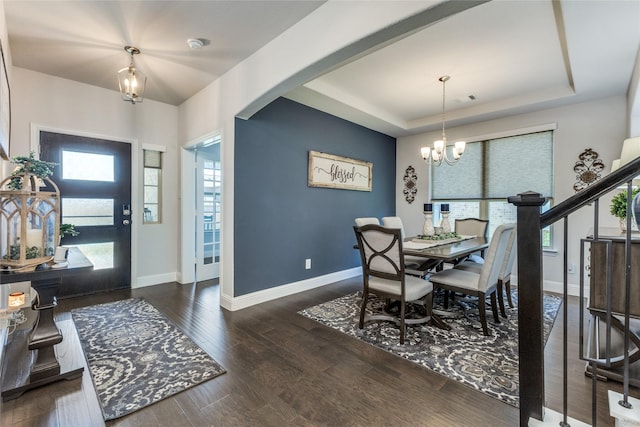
[4,0,325,106]
[4,1,640,137]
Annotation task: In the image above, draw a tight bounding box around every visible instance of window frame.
[430,126,555,248]
[142,146,164,224]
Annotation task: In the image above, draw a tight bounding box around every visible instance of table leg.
[1,278,84,401]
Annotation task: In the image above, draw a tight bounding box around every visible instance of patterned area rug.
[299,290,561,407]
[72,298,226,420]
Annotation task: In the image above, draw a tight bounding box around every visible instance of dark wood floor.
[0,277,637,426]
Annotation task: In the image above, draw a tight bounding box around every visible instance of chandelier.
[421,76,465,166]
[117,46,146,104]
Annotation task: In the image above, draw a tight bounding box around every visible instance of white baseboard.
[221,267,361,311]
[512,275,586,298]
[134,272,178,289]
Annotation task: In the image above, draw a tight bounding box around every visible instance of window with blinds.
[143,149,162,224]
[432,130,554,200]
[431,130,554,247]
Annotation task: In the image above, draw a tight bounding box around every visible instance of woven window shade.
[486,131,553,198]
[144,150,162,168]
[432,142,482,199]
[432,130,553,200]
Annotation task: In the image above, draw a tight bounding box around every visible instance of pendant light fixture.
[117,46,146,104]
[421,76,465,166]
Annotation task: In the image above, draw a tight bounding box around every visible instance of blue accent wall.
[234,97,396,296]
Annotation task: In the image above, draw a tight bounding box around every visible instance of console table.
[0,247,93,400]
[585,228,640,385]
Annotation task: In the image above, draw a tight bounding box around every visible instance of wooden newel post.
[508,191,546,426]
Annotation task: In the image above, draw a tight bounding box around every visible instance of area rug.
[72,298,226,420]
[298,290,561,407]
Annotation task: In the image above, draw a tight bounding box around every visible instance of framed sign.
[308,150,372,191]
[0,39,10,160]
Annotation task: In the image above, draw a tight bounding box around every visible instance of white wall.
[0,0,10,179]
[396,95,628,294]
[9,68,179,287]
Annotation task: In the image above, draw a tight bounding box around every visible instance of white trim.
[134,272,178,289]
[30,123,139,288]
[222,267,361,311]
[529,407,591,427]
[511,275,584,297]
[184,130,221,150]
[462,123,558,144]
[141,143,166,152]
[180,129,223,287]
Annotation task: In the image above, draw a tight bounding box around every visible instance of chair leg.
[443,289,450,309]
[399,300,406,344]
[490,292,500,323]
[505,278,514,308]
[478,296,489,336]
[424,292,433,317]
[497,282,507,318]
[359,291,368,329]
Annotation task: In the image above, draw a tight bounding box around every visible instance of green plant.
[60,223,79,237]
[610,187,640,219]
[7,151,58,190]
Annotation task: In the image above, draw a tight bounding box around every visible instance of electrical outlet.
[305,258,311,269]
[568,262,575,274]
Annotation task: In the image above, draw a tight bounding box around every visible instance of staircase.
[510,156,640,426]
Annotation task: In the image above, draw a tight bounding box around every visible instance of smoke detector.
[187,38,210,50]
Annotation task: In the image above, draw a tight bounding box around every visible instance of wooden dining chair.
[428,223,515,335]
[454,229,517,313]
[381,216,442,278]
[353,223,434,344]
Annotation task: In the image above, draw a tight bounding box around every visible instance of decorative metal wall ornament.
[403,165,418,203]
[573,148,604,192]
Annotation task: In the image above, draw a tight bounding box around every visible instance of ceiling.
[4,1,640,138]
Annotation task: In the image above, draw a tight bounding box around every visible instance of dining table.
[353,234,490,330]
[402,235,489,264]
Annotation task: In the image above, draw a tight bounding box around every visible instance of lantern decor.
[0,153,60,270]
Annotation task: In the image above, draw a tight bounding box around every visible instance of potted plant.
[6,151,57,191]
[60,223,79,237]
[610,187,640,231]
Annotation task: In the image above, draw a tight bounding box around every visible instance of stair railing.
[509,155,640,426]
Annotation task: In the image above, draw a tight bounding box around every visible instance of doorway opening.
[181,134,221,284]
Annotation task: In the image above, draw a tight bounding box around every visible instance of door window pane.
[62,198,114,226]
[62,151,114,182]
[203,160,221,265]
[74,242,114,270]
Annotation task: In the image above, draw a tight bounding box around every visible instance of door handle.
[123,219,131,225]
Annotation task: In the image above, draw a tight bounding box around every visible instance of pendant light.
[421,76,465,166]
[117,46,146,104]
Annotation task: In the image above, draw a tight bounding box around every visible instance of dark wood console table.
[585,228,640,385]
[0,248,93,400]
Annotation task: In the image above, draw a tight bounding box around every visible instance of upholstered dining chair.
[353,223,434,344]
[428,223,515,336]
[381,216,442,278]
[355,217,380,227]
[453,218,489,262]
[454,229,517,310]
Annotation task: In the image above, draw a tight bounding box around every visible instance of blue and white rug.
[72,298,226,420]
[299,290,561,407]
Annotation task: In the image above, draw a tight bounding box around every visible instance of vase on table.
[423,212,435,237]
[441,211,451,234]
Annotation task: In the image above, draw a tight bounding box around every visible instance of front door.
[40,131,132,296]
